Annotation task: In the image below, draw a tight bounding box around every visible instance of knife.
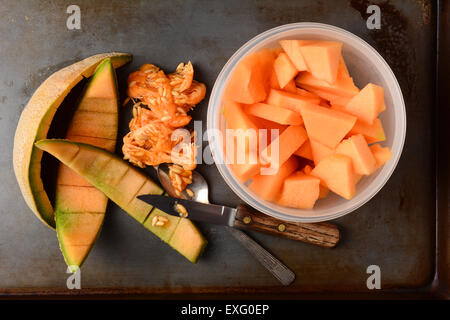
[138,194,340,248]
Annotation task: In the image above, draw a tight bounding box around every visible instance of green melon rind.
[13,53,131,229]
[55,58,119,271]
[35,139,207,263]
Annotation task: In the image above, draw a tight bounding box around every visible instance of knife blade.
[138,194,236,227]
[137,194,340,248]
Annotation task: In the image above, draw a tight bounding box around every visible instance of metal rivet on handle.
[243,216,252,224]
[278,224,286,232]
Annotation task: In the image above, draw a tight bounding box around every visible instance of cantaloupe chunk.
[274,52,298,88]
[277,172,320,209]
[319,185,330,199]
[299,41,343,84]
[269,69,281,90]
[295,57,359,98]
[248,115,287,147]
[310,139,335,165]
[261,125,308,168]
[343,83,385,124]
[300,103,357,148]
[294,139,313,161]
[249,156,299,201]
[225,49,276,103]
[246,103,303,125]
[300,84,353,106]
[279,40,312,71]
[296,87,322,101]
[370,144,392,169]
[266,89,319,114]
[283,79,298,94]
[350,118,386,143]
[311,154,356,200]
[335,134,376,175]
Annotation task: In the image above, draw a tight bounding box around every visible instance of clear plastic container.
[207,23,406,222]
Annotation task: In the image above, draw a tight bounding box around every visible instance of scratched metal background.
[0,0,445,297]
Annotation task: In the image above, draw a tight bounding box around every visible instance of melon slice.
[279,40,312,71]
[300,84,353,106]
[225,49,276,104]
[13,53,131,229]
[249,156,299,201]
[335,134,376,175]
[35,140,207,263]
[261,125,308,169]
[269,69,281,90]
[370,144,392,169]
[343,83,385,124]
[294,139,313,161]
[273,52,298,88]
[311,154,356,200]
[299,103,357,148]
[299,41,343,84]
[266,88,320,114]
[295,57,359,98]
[277,172,320,209]
[319,185,330,199]
[310,140,335,165]
[283,79,298,94]
[54,59,119,270]
[246,103,303,125]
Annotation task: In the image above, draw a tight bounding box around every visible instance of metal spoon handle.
[226,227,295,286]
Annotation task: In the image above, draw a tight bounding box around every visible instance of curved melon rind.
[13,53,132,229]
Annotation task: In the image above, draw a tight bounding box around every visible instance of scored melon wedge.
[13,53,131,229]
[35,139,207,263]
[55,58,119,271]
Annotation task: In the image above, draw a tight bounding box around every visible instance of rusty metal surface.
[0,0,440,296]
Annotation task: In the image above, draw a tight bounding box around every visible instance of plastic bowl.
[207,23,406,222]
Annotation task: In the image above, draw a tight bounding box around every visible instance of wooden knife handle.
[234,204,340,248]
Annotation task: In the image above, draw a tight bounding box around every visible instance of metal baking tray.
[0,0,447,298]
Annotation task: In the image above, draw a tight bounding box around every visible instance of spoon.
[155,163,296,286]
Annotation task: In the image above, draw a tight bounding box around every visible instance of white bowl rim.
[206,22,406,222]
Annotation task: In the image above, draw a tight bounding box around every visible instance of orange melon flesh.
[249,156,299,201]
[266,88,319,114]
[248,115,287,146]
[283,79,298,94]
[295,57,359,98]
[310,139,335,165]
[300,84,353,106]
[319,185,330,199]
[302,165,313,175]
[335,134,376,175]
[269,69,281,90]
[296,87,322,101]
[343,83,385,124]
[311,154,356,200]
[274,52,298,88]
[294,139,313,161]
[246,103,303,126]
[279,40,312,71]
[261,125,308,169]
[225,49,276,104]
[277,172,320,209]
[330,104,386,143]
[370,144,392,169]
[300,103,357,148]
[300,41,343,84]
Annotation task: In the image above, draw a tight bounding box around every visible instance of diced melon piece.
[269,69,281,90]
[246,103,303,126]
[343,83,385,124]
[300,41,343,84]
[335,134,376,175]
[277,172,320,209]
[224,100,258,152]
[296,87,322,101]
[310,140,335,165]
[283,79,298,94]
[295,57,359,97]
[274,52,298,88]
[370,144,392,169]
[300,103,357,148]
[319,185,329,199]
[350,118,386,144]
[300,84,353,106]
[279,40,312,71]
[266,88,319,114]
[249,156,299,201]
[261,125,308,168]
[294,140,313,161]
[302,165,313,175]
[225,49,276,103]
[311,154,356,200]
